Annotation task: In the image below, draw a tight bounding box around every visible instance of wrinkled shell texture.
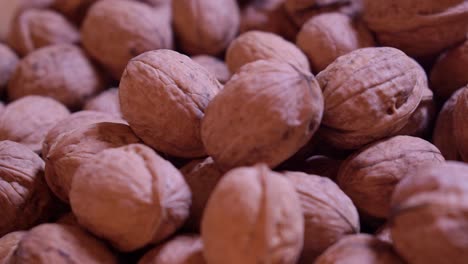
[173,0,240,55]
[296,12,375,73]
[285,172,359,263]
[453,87,468,162]
[0,231,26,263]
[191,55,231,83]
[315,234,404,264]
[225,31,310,73]
[202,165,304,264]
[45,122,140,202]
[0,44,18,92]
[84,88,122,117]
[120,49,221,158]
[8,44,103,109]
[390,162,468,264]
[338,136,445,219]
[7,9,79,56]
[317,47,426,149]
[11,224,117,264]
[81,0,173,79]
[0,141,52,237]
[202,60,323,170]
[70,144,191,252]
[138,235,205,264]
[363,0,468,57]
[0,96,69,152]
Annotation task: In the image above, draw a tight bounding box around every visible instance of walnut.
[453,87,468,162]
[191,55,231,84]
[296,12,375,73]
[315,234,405,264]
[284,171,359,263]
[119,49,222,158]
[0,231,26,263]
[390,161,468,264]
[81,0,173,79]
[363,0,468,57]
[338,136,445,219]
[0,43,19,92]
[202,164,304,264]
[225,31,310,74]
[7,9,80,56]
[56,212,79,227]
[173,0,240,55]
[8,44,104,109]
[201,60,323,170]
[288,155,342,181]
[45,122,141,202]
[317,47,426,149]
[0,96,69,152]
[138,235,205,264]
[83,88,121,117]
[52,0,96,24]
[375,224,392,244]
[70,144,191,252]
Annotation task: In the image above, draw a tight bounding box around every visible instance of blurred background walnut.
[83,88,122,117]
[0,43,19,93]
[138,235,205,264]
[191,55,231,84]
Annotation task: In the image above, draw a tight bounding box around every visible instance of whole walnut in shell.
[191,55,231,84]
[84,88,122,117]
[0,231,26,263]
[7,9,80,56]
[8,44,104,109]
[201,60,323,170]
[390,161,468,264]
[119,49,222,158]
[138,235,205,264]
[317,47,426,149]
[202,164,304,264]
[0,44,19,92]
[453,87,468,162]
[52,0,97,24]
[0,96,70,152]
[81,0,173,79]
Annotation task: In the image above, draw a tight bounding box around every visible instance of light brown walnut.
[138,235,205,264]
[191,55,231,84]
[84,88,122,117]
[0,231,26,264]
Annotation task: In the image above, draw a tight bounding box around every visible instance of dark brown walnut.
[52,0,97,24]
[70,144,191,252]
[338,136,445,219]
[284,172,359,263]
[191,55,231,84]
[0,231,26,263]
[202,60,323,170]
[8,44,104,109]
[138,235,205,264]
[317,47,426,149]
[315,234,405,264]
[202,164,304,264]
[288,155,342,181]
[453,87,468,162]
[81,0,173,79]
[120,49,222,158]
[363,0,468,58]
[45,122,140,202]
[390,161,468,264]
[7,9,80,56]
[225,31,310,74]
[56,212,79,226]
[0,44,19,93]
[296,12,375,73]
[84,88,122,117]
[0,96,70,152]
[10,223,117,264]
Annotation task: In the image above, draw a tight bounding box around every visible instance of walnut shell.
[317,47,426,149]
[289,155,342,181]
[375,224,392,244]
[8,44,104,109]
[81,0,173,79]
[284,171,359,263]
[202,60,323,170]
[120,49,222,158]
[56,212,79,227]
[0,96,70,152]
[83,88,121,117]
[225,31,310,73]
[0,43,19,92]
[390,161,468,264]
[453,87,468,162]
[0,231,26,263]
[201,164,304,264]
[191,55,231,84]
[52,0,96,24]
[138,235,205,264]
[70,144,191,252]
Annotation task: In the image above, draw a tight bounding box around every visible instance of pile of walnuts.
[0,0,467,263]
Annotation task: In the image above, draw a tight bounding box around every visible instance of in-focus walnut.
[202,60,323,170]
[284,171,359,263]
[363,0,468,57]
[7,9,80,56]
[0,96,69,152]
[296,12,375,73]
[138,235,205,264]
[173,0,240,55]
[0,231,26,263]
[191,55,231,84]
[338,136,445,219]
[390,161,468,264]
[453,87,468,162]
[52,0,97,24]
[225,30,310,73]
[10,223,117,263]
[0,44,19,92]
[317,47,426,149]
[81,0,173,79]
[70,144,191,252]
[315,234,405,264]
[8,44,104,109]
[84,88,122,117]
[202,164,304,264]
[45,122,140,202]
[120,49,222,158]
